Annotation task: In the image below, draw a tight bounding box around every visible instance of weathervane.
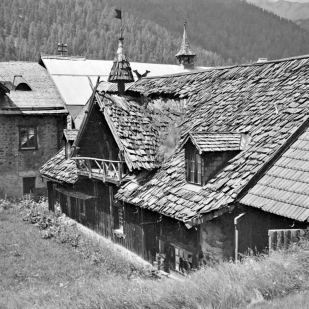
[114,9,123,39]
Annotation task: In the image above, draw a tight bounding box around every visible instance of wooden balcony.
[72,157,126,185]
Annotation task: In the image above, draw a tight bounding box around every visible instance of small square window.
[19,126,37,150]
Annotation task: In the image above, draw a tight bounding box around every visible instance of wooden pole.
[234,213,245,261]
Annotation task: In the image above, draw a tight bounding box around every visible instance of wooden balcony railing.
[71,157,126,185]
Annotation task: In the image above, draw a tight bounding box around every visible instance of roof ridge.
[139,54,309,80]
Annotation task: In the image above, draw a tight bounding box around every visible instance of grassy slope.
[0,206,150,309]
[1,202,309,309]
[252,291,309,308]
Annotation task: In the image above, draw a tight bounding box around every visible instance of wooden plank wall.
[268,229,304,251]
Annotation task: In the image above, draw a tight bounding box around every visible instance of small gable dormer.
[183,132,248,186]
[13,75,32,91]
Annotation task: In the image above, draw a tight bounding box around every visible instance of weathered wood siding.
[78,103,119,161]
[268,229,304,251]
[237,206,307,255]
[48,178,201,268]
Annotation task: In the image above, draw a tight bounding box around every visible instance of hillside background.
[1,0,309,66]
[247,0,309,31]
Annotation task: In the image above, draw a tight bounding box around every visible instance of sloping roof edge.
[236,117,309,221]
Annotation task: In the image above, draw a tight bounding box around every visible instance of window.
[79,199,86,216]
[186,150,202,185]
[117,206,124,231]
[19,126,37,150]
[113,204,124,231]
[23,177,36,195]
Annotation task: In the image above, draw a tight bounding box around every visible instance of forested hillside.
[0,0,309,66]
[247,0,309,31]
[0,0,225,66]
[112,0,309,63]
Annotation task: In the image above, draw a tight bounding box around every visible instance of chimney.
[108,36,134,95]
[57,43,68,56]
[175,21,196,70]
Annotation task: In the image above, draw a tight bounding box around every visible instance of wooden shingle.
[116,56,309,223]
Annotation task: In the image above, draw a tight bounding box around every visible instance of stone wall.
[199,213,235,265]
[0,115,65,197]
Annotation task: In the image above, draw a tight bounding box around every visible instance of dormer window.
[13,75,32,91]
[183,132,249,186]
[187,148,202,185]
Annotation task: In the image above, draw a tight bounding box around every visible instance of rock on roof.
[39,148,78,184]
[241,127,309,222]
[116,55,309,224]
[0,62,67,114]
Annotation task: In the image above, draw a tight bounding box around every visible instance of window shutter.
[196,153,202,185]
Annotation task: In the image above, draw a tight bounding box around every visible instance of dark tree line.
[0,0,308,66]
[0,0,225,66]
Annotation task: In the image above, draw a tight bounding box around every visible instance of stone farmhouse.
[0,62,67,197]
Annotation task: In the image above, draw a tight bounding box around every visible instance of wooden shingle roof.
[240,127,309,222]
[107,39,134,84]
[181,132,243,153]
[39,148,78,184]
[116,55,309,224]
[99,94,186,171]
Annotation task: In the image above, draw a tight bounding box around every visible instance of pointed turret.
[175,21,196,70]
[108,34,134,95]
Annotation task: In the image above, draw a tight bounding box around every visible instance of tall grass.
[1,199,309,308]
[19,198,150,278]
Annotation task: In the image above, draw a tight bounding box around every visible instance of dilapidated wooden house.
[40,31,309,270]
[0,62,67,197]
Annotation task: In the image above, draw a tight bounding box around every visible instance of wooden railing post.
[102,161,106,182]
[71,157,125,184]
[118,162,122,183]
[86,159,92,178]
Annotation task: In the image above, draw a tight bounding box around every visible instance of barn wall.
[49,180,152,262]
[237,206,308,255]
[47,178,201,268]
[199,213,235,265]
[0,115,65,197]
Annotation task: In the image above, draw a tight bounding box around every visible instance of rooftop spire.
[108,23,134,95]
[175,21,196,70]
